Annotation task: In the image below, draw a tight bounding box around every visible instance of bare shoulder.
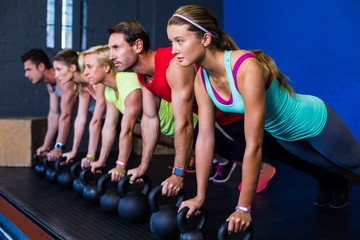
[167,57,196,83]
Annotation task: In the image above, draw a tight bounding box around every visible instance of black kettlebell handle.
[148,185,186,213]
[217,221,254,240]
[70,161,82,178]
[54,156,67,173]
[32,153,39,166]
[177,206,208,234]
[43,157,53,169]
[97,173,112,195]
[117,174,152,198]
[79,167,105,185]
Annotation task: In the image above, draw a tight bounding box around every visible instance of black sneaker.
[329,177,352,209]
[313,176,351,209]
[212,161,237,183]
[313,178,332,207]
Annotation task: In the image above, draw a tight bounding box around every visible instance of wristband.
[86,153,95,160]
[172,167,186,177]
[235,205,251,214]
[116,160,126,167]
[54,142,65,150]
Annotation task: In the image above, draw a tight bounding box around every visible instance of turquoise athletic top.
[200,50,327,141]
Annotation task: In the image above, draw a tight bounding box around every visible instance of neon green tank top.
[105,72,197,138]
[105,72,141,114]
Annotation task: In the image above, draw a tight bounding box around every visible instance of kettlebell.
[177,206,208,240]
[217,221,254,240]
[34,154,46,177]
[71,161,84,197]
[117,174,152,224]
[80,167,104,204]
[55,156,74,188]
[44,158,57,183]
[97,173,120,214]
[148,185,186,240]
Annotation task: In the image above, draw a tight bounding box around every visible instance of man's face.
[23,60,44,84]
[108,33,138,72]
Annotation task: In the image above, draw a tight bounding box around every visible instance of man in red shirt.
[108,20,196,196]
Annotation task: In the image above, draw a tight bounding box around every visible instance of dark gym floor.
[1,153,360,240]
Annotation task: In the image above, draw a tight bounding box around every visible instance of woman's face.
[167,24,205,67]
[53,60,75,84]
[83,53,107,85]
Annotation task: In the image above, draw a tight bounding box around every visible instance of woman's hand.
[81,156,93,169]
[127,166,146,184]
[226,209,252,233]
[90,160,105,173]
[108,166,126,182]
[62,151,76,164]
[178,196,204,218]
[47,148,62,161]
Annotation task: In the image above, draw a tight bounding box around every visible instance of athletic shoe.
[212,161,237,183]
[186,154,196,173]
[313,178,332,207]
[238,163,276,193]
[329,177,352,209]
[313,176,351,209]
[208,160,219,180]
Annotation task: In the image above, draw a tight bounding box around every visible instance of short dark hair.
[108,20,150,51]
[21,49,52,69]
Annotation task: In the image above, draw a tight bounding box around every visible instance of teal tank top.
[201,50,328,141]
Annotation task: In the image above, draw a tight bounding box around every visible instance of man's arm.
[47,81,77,161]
[37,85,60,157]
[161,59,196,195]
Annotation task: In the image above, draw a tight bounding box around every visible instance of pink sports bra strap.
[232,52,255,90]
[232,52,272,90]
[232,52,255,77]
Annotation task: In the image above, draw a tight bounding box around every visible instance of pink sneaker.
[238,163,276,193]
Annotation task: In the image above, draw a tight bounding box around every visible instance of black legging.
[218,119,347,184]
[277,103,360,175]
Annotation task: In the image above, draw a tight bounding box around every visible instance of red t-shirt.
[137,47,173,102]
[137,47,244,126]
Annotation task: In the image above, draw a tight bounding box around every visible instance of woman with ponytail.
[167,4,359,233]
[53,49,106,166]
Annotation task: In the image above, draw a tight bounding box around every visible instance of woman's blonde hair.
[252,49,294,94]
[79,45,117,75]
[168,5,239,51]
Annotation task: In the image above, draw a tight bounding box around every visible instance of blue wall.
[224,0,360,140]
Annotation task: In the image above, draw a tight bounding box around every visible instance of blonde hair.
[251,49,294,94]
[168,5,239,50]
[79,45,117,75]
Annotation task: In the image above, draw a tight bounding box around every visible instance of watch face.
[173,167,184,177]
